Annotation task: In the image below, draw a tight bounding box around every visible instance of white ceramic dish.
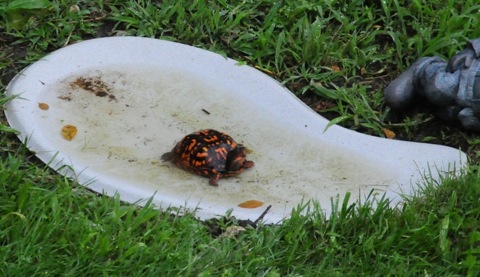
[4,37,466,223]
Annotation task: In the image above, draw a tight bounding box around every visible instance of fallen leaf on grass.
[254,65,276,77]
[38,102,49,110]
[330,65,342,72]
[62,125,77,141]
[382,128,396,139]
[219,226,247,238]
[238,200,264,208]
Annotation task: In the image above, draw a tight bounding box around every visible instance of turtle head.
[226,146,248,172]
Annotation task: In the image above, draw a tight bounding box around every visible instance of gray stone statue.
[384,38,480,131]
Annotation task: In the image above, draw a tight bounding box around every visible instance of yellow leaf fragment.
[330,65,342,72]
[238,200,264,209]
[62,125,77,141]
[382,128,396,139]
[38,102,49,110]
[219,226,247,238]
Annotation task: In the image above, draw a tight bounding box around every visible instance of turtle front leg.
[209,173,221,186]
[243,160,254,168]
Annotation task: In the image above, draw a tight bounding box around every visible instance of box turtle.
[161,129,254,186]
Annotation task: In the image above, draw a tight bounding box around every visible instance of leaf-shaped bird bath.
[4,37,466,223]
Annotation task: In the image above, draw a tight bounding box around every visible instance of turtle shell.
[162,129,254,185]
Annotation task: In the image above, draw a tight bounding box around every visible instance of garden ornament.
[384,38,480,131]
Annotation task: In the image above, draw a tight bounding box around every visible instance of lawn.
[1,0,480,275]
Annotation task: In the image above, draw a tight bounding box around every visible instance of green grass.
[2,0,480,275]
[2,152,480,275]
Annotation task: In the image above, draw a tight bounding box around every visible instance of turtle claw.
[243,160,254,168]
[209,174,220,186]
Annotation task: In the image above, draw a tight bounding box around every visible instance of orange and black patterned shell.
[163,129,239,177]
